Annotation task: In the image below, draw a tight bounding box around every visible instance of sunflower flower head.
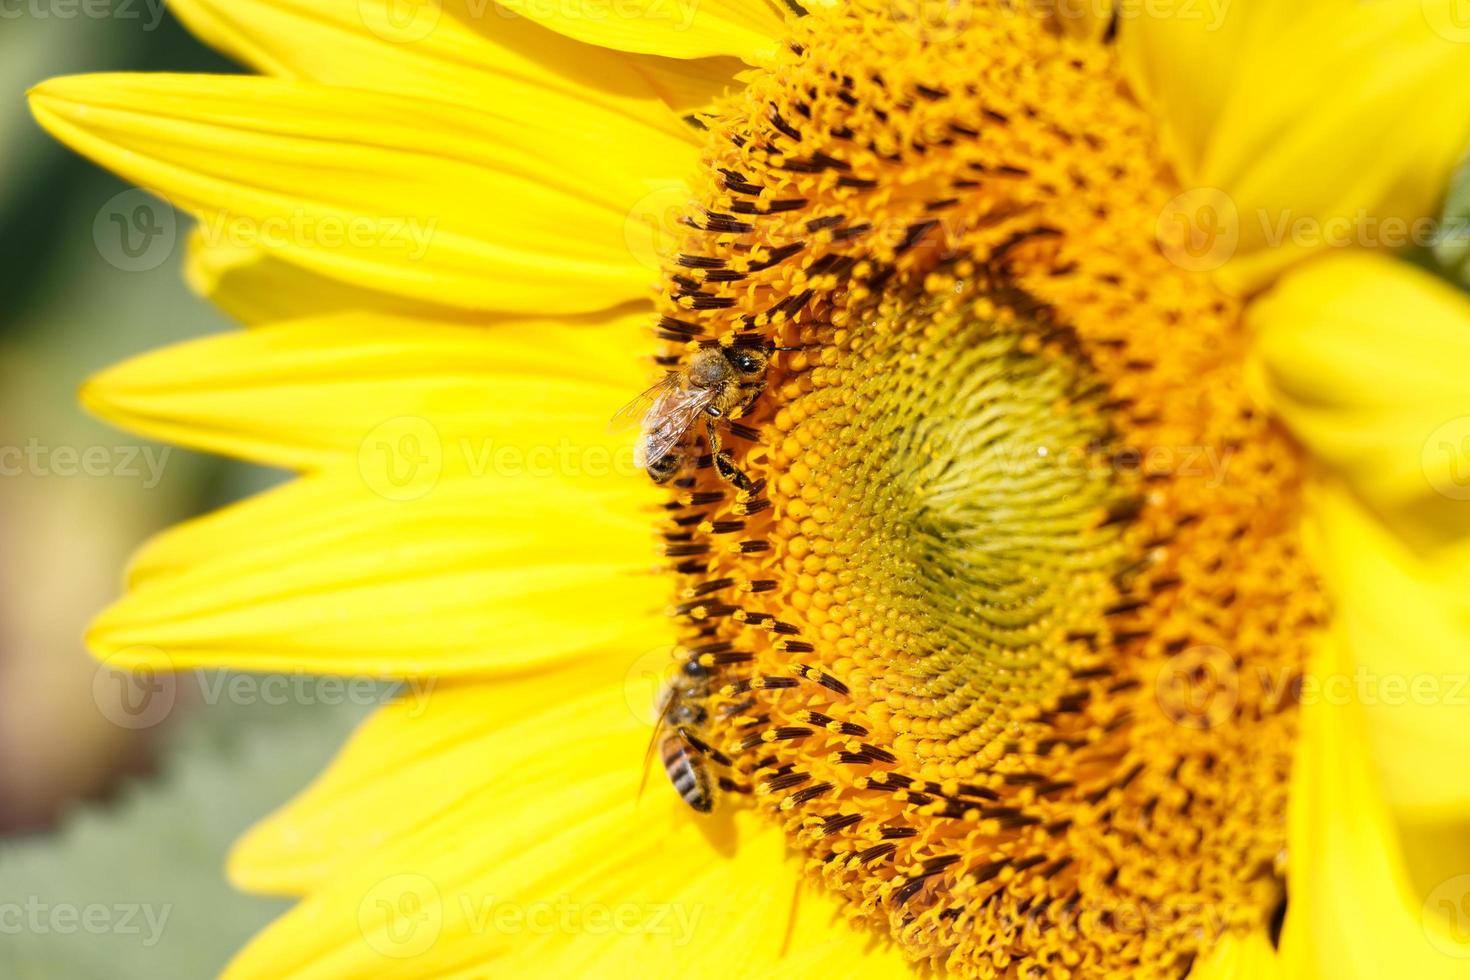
[25,0,1470,976]
[648,3,1319,971]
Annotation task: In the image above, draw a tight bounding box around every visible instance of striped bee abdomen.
[661,732,714,813]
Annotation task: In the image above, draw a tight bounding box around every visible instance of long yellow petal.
[88,472,666,677]
[1248,252,1470,529]
[493,0,786,62]
[224,675,907,977]
[1279,627,1470,975]
[1121,0,1470,292]
[1190,929,1284,980]
[182,228,454,325]
[82,310,653,471]
[1303,485,1470,820]
[167,0,737,143]
[29,73,695,314]
[227,660,627,894]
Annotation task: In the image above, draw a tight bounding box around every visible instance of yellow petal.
[29,73,695,314]
[88,471,666,677]
[1399,814,1470,924]
[168,0,736,143]
[182,228,452,325]
[494,0,786,62]
[1303,484,1470,820]
[224,674,906,977]
[1121,1,1470,292]
[227,660,625,893]
[1279,627,1470,975]
[1190,928,1284,980]
[81,310,652,471]
[1248,252,1470,530]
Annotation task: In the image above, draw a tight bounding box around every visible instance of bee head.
[721,344,769,380]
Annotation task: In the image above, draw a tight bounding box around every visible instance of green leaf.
[1431,156,1470,287]
[0,687,374,979]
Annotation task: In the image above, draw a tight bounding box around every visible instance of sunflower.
[26,0,1470,975]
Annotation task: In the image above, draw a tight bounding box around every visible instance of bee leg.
[677,726,734,767]
[706,417,758,495]
[736,381,765,416]
[717,776,754,795]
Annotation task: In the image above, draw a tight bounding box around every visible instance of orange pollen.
[641,2,1323,975]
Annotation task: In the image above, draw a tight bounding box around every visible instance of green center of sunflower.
[640,2,1321,975]
[772,290,1139,771]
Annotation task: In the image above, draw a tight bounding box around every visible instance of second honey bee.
[647,657,720,813]
[613,340,780,492]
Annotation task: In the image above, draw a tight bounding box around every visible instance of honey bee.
[612,340,784,491]
[642,657,722,813]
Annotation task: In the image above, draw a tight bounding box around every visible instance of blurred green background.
[0,10,373,977]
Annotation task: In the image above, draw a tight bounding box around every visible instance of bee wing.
[638,685,678,804]
[609,373,680,434]
[636,384,717,468]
